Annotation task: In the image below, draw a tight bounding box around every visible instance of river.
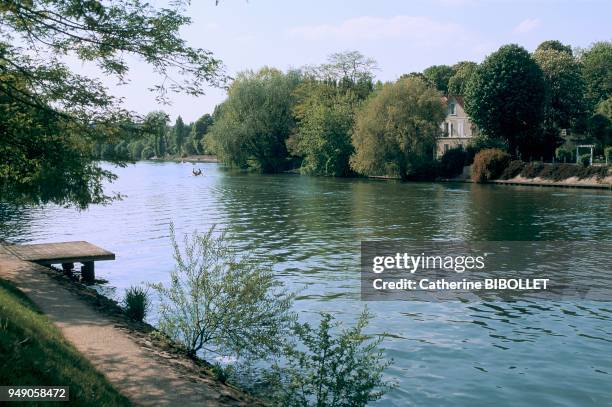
[1,161,611,406]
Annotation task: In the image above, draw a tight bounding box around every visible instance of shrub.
[579,154,591,167]
[605,147,612,164]
[555,147,573,163]
[499,160,525,179]
[123,286,150,322]
[520,163,609,181]
[465,136,507,165]
[439,147,467,178]
[471,148,511,182]
[266,309,395,407]
[150,224,295,359]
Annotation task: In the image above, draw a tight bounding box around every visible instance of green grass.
[0,279,130,406]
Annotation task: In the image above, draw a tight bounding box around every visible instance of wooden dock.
[4,241,115,282]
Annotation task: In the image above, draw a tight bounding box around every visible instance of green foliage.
[439,147,467,178]
[555,147,574,163]
[172,116,188,155]
[579,153,591,167]
[533,48,585,131]
[0,279,129,405]
[464,135,508,164]
[471,148,511,182]
[266,309,394,407]
[189,114,214,154]
[150,224,295,358]
[535,40,573,56]
[0,0,227,207]
[423,65,454,94]
[447,61,477,96]
[465,44,546,157]
[579,41,612,111]
[123,286,150,322]
[208,68,302,172]
[288,82,357,176]
[350,77,445,180]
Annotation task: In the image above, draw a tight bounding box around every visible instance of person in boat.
[192,168,202,176]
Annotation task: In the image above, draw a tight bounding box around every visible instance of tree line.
[199,41,610,180]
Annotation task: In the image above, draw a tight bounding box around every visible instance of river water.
[1,161,611,406]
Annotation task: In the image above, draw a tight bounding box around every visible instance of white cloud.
[288,16,469,45]
[513,18,542,34]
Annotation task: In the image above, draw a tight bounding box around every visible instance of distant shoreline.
[149,155,219,163]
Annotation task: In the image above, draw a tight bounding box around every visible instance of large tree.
[172,116,188,155]
[423,65,454,94]
[579,41,612,112]
[350,77,445,180]
[208,68,301,172]
[533,47,585,157]
[535,40,573,56]
[447,61,478,96]
[0,0,226,207]
[465,44,546,158]
[288,82,357,176]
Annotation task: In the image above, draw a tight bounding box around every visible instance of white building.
[436,95,477,157]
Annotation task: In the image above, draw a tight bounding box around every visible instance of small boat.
[192,168,203,176]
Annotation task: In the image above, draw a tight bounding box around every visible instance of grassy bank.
[0,279,130,406]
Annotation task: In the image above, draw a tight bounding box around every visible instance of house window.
[449,122,454,136]
[444,144,450,152]
[458,120,464,137]
[449,103,456,115]
[444,122,449,137]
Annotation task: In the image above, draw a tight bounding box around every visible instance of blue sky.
[97,0,611,123]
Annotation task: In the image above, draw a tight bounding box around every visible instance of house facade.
[436,95,477,157]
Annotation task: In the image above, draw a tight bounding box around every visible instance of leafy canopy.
[465,44,546,157]
[350,77,445,180]
[0,0,227,207]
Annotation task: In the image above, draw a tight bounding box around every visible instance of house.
[436,95,477,157]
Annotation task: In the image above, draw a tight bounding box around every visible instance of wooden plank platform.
[6,241,115,265]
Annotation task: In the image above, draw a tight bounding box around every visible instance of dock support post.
[81,261,95,283]
[62,262,74,275]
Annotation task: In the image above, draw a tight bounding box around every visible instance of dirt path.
[0,246,251,406]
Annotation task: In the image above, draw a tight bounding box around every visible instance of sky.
[86,0,611,123]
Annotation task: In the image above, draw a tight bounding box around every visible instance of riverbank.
[150,154,219,163]
[0,244,259,406]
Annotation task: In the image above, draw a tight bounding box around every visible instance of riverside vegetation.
[143,225,395,406]
[94,42,611,185]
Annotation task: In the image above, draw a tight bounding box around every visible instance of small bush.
[519,163,609,181]
[123,286,150,322]
[465,136,507,165]
[266,309,395,407]
[471,148,511,182]
[579,154,591,167]
[439,147,467,178]
[555,147,573,163]
[499,160,525,179]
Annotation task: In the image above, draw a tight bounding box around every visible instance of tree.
[423,65,454,94]
[143,111,170,158]
[465,44,546,158]
[266,309,394,407]
[209,68,301,172]
[150,225,295,359]
[288,83,356,176]
[579,41,612,112]
[350,77,445,180]
[188,113,214,154]
[533,48,585,158]
[535,40,573,56]
[0,0,227,207]
[172,116,188,156]
[447,61,477,96]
